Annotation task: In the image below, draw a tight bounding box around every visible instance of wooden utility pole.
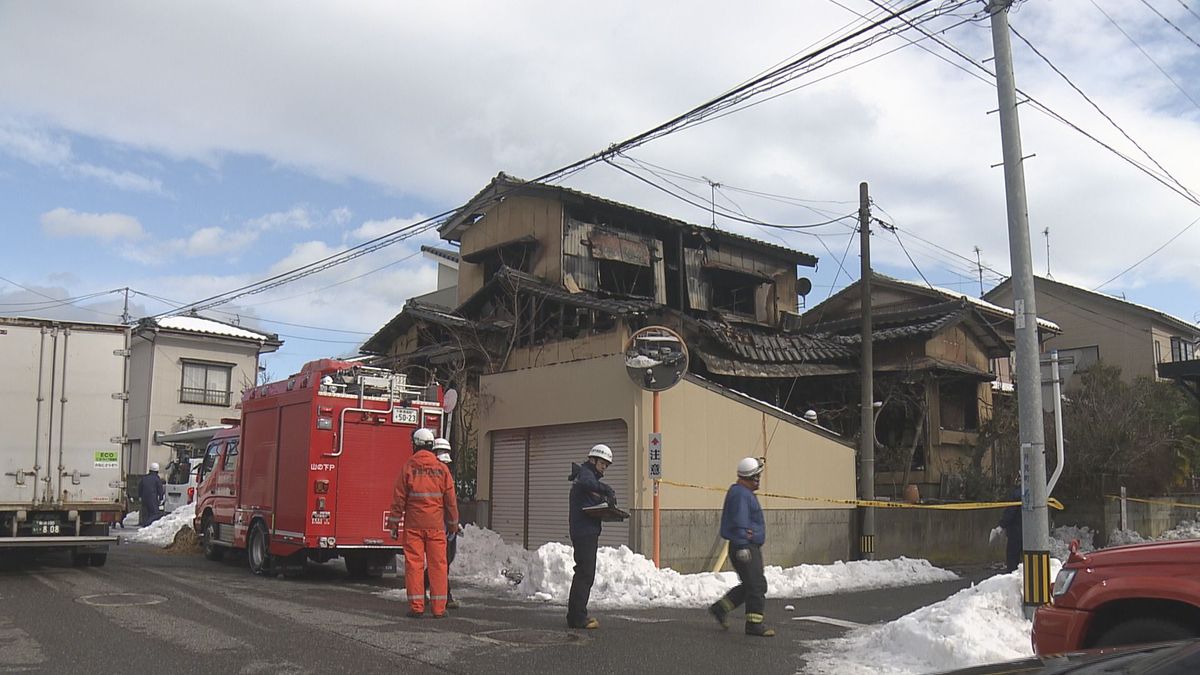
[858,181,875,560]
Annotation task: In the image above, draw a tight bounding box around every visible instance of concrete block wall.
[630,508,853,573]
[875,508,1009,566]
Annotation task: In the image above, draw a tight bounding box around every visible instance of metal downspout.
[56,328,70,504]
[31,327,48,506]
[43,329,60,505]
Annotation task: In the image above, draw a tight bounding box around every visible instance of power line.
[1092,213,1200,290]
[1139,0,1200,50]
[1009,23,1196,201]
[877,218,933,289]
[131,289,376,335]
[167,1,968,318]
[1176,0,1200,24]
[1088,0,1200,112]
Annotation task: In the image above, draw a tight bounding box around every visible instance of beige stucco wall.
[128,332,261,472]
[645,377,856,512]
[989,282,1156,382]
[476,353,857,513]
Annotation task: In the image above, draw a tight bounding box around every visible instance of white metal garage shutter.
[526,419,629,550]
[490,430,528,547]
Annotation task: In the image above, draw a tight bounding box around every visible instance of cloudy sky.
[1,1,1198,377]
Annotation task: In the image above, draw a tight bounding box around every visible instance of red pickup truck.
[1033,539,1200,654]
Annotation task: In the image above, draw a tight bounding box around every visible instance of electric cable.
[1009,24,1196,202]
[1092,214,1200,290]
[1089,0,1200,113]
[1139,0,1200,50]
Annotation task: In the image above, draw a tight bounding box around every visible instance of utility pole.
[974,247,985,297]
[1043,227,1052,278]
[703,177,721,226]
[121,287,131,324]
[858,181,875,560]
[989,0,1051,617]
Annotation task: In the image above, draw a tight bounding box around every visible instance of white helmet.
[412,427,435,451]
[149,462,160,472]
[433,438,451,452]
[588,444,613,463]
[736,457,765,478]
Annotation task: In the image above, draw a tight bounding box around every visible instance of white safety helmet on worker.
[433,438,451,452]
[588,444,613,463]
[149,462,160,472]
[412,427,436,451]
[737,456,765,478]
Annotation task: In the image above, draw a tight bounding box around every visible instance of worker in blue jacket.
[708,457,775,637]
[566,444,616,630]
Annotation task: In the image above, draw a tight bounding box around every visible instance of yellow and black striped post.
[859,534,874,558]
[1022,550,1053,607]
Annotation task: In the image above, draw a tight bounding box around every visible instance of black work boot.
[708,599,732,629]
[745,614,776,637]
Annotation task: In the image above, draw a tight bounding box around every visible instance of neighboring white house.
[126,315,281,476]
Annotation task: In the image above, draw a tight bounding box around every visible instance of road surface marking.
[791,616,864,629]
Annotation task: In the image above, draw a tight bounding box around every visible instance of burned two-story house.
[796,274,1060,500]
[364,173,869,571]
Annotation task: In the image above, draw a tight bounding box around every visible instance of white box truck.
[0,317,128,565]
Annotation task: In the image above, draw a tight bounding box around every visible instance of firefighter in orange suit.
[389,427,460,618]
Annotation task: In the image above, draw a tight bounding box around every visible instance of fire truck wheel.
[202,515,225,562]
[248,520,273,576]
[344,551,369,578]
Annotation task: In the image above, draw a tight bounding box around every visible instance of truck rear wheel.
[248,521,272,576]
[344,551,369,578]
[70,549,90,567]
[202,515,225,562]
[1095,617,1197,648]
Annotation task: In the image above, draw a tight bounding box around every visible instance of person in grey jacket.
[708,457,775,637]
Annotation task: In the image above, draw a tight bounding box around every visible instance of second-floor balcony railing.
[180,387,231,406]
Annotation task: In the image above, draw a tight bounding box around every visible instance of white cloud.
[73,163,164,194]
[349,214,427,241]
[40,207,144,241]
[0,118,164,193]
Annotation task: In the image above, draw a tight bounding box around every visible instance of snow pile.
[122,511,140,527]
[805,563,1060,675]
[1049,525,1095,560]
[1108,528,1146,547]
[128,503,195,547]
[439,526,957,609]
[1110,519,1200,547]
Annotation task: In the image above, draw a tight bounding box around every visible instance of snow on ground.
[804,562,1061,675]
[127,503,195,546]
[122,511,139,527]
[379,525,958,609]
[1049,525,1095,560]
[1110,519,1200,546]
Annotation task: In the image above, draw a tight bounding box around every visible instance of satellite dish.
[443,388,458,413]
[797,277,813,297]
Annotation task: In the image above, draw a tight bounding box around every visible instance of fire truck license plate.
[392,408,419,425]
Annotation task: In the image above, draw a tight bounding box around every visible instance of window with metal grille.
[180,361,233,406]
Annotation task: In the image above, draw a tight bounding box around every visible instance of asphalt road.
[0,542,995,674]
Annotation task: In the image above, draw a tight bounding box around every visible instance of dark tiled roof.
[361,300,478,354]
[805,299,1011,358]
[694,317,854,363]
[420,245,460,264]
[441,172,818,267]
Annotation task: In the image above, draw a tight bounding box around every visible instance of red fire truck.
[193,359,445,577]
